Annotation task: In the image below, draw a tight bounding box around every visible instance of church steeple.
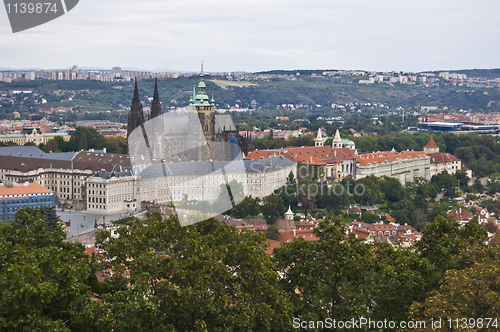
[194,62,210,106]
[332,129,342,149]
[150,78,162,119]
[314,128,324,147]
[127,78,145,138]
[132,78,140,102]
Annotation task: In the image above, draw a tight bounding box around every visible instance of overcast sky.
[1,0,499,73]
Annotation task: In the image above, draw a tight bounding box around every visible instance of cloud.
[1,0,499,72]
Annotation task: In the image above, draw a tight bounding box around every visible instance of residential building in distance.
[0,127,71,146]
[0,182,56,221]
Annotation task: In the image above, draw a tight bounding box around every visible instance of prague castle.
[127,64,238,166]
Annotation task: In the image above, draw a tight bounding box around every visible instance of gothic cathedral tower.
[150,78,162,119]
[127,78,145,138]
[189,63,216,141]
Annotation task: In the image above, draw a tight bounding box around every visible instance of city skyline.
[1,0,499,73]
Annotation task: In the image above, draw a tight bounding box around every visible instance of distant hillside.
[448,68,500,80]
[1,69,500,113]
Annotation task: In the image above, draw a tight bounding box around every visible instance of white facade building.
[86,156,297,214]
[356,150,431,184]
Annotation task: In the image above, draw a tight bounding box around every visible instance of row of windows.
[88,197,106,204]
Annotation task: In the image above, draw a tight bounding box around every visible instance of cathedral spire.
[150,77,162,119]
[153,77,159,102]
[194,62,210,106]
[133,78,140,102]
[128,78,145,138]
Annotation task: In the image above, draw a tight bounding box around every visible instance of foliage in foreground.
[1,207,499,331]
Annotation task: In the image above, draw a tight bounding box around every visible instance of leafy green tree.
[361,210,380,223]
[389,198,417,226]
[228,196,260,218]
[431,172,458,197]
[369,243,432,323]
[146,210,162,221]
[414,216,488,290]
[43,206,60,231]
[274,172,298,210]
[262,194,286,225]
[265,224,281,241]
[91,217,293,331]
[410,240,500,330]
[378,177,406,202]
[43,138,59,153]
[0,207,92,332]
[286,170,296,187]
[358,135,378,152]
[79,133,88,150]
[296,183,316,210]
[273,217,374,322]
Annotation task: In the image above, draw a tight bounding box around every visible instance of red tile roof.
[424,138,439,149]
[265,239,282,255]
[279,229,319,242]
[448,208,473,221]
[356,150,427,167]
[0,183,52,197]
[246,146,356,166]
[427,152,461,163]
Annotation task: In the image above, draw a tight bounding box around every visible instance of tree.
[361,210,380,224]
[43,138,59,153]
[431,172,458,197]
[369,243,433,323]
[273,217,375,322]
[265,224,281,241]
[414,216,488,290]
[0,207,92,331]
[358,135,378,152]
[79,132,88,150]
[91,217,293,331]
[286,171,296,187]
[410,241,500,330]
[262,194,285,225]
[378,177,406,203]
[296,183,316,210]
[43,206,60,231]
[228,196,260,218]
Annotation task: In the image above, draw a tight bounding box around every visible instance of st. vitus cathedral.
[127,64,239,166]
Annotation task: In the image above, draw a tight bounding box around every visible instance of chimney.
[293,229,296,236]
[334,149,337,157]
[103,147,107,154]
[459,208,461,214]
